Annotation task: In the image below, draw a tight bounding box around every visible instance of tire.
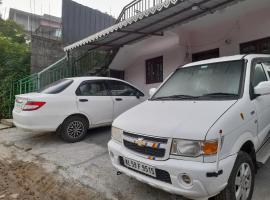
[60,115,88,143]
[213,151,255,200]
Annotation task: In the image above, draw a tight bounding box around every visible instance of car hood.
[113,100,237,140]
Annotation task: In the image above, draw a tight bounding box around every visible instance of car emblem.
[134,138,146,147]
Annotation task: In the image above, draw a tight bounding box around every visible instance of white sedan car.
[13,77,145,142]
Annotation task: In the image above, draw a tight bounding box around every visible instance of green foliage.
[0,19,30,118]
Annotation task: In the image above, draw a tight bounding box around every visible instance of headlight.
[111,127,123,143]
[171,139,219,157]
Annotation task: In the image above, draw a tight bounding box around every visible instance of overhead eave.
[64,0,243,52]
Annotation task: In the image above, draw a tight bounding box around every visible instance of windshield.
[39,79,73,94]
[152,60,244,100]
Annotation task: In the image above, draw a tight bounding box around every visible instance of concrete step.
[0,119,14,127]
[257,138,270,164]
[0,124,10,130]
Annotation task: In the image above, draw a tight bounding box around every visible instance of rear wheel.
[213,151,255,200]
[60,116,88,143]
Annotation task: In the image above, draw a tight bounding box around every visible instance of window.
[110,70,125,80]
[107,80,144,96]
[76,81,108,96]
[252,63,268,87]
[39,79,73,94]
[146,56,163,84]
[152,60,244,100]
[192,48,220,62]
[262,61,270,77]
[240,37,270,54]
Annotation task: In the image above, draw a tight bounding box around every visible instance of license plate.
[123,157,156,177]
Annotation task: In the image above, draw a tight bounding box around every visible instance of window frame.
[240,37,270,54]
[105,80,144,97]
[75,80,110,97]
[249,58,270,100]
[39,79,74,94]
[151,59,247,101]
[192,48,220,62]
[145,56,163,84]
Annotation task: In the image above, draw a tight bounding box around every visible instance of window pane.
[109,81,137,96]
[240,37,270,54]
[192,48,219,62]
[40,79,73,94]
[263,62,270,77]
[253,64,267,87]
[78,82,108,96]
[153,60,244,98]
[146,56,163,84]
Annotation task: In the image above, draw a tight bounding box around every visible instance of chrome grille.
[123,132,169,160]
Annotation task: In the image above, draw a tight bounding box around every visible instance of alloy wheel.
[235,162,252,200]
[67,121,85,138]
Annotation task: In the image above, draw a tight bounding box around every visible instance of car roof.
[67,76,123,82]
[182,54,270,68]
[66,76,144,93]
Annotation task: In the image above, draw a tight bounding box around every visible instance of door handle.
[79,99,88,102]
[115,98,123,101]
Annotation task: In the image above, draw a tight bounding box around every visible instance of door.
[251,61,270,144]
[106,80,145,118]
[76,80,113,126]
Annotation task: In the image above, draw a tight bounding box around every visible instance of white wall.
[111,0,270,94]
[189,5,270,56]
[125,44,187,94]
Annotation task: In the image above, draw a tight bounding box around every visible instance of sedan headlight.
[111,127,123,143]
[171,139,219,157]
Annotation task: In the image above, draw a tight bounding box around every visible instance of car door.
[251,60,270,144]
[76,80,113,126]
[106,80,145,119]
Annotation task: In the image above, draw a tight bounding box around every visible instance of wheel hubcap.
[235,163,252,200]
[67,121,84,138]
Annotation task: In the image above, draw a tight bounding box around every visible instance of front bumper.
[108,140,237,200]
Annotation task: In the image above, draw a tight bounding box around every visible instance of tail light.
[22,101,46,111]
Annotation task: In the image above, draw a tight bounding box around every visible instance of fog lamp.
[178,173,193,187]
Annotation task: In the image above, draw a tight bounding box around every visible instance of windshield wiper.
[201,93,238,98]
[152,94,199,100]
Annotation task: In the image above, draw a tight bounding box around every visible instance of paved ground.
[0,127,269,200]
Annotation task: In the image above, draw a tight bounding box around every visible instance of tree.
[0,20,30,118]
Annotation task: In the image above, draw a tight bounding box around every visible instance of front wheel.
[60,116,88,143]
[213,151,255,200]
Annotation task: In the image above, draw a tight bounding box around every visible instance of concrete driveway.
[0,127,269,200]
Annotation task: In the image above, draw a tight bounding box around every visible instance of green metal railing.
[12,74,39,95]
[39,56,69,89]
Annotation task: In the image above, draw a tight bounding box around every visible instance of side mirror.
[149,88,157,97]
[254,81,270,96]
[136,92,140,99]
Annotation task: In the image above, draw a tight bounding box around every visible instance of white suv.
[108,55,270,200]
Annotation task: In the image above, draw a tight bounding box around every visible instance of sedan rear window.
[39,79,73,94]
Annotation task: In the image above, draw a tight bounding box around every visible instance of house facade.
[64,0,270,95]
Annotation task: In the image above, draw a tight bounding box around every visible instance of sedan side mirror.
[136,92,141,99]
[149,88,157,97]
[254,81,270,96]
